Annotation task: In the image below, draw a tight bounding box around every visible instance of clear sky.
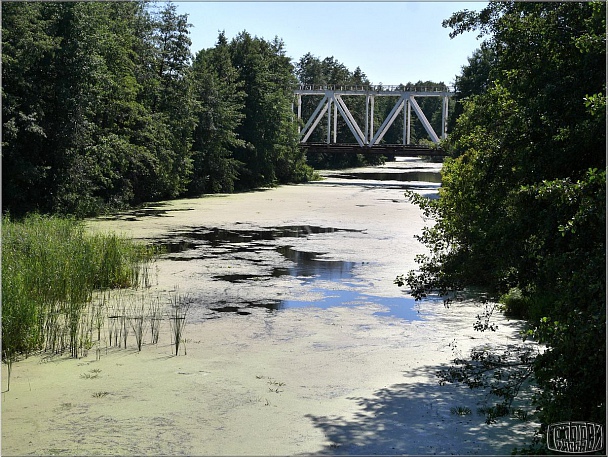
[175,1,487,87]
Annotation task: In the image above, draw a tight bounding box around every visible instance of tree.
[229,32,311,189]
[295,52,326,86]
[2,2,61,215]
[400,1,606,445]
[141,2,195,200]
[2,1,199,216]
[2,2,149,216]
[50,2,157,215]
[188,32,245,194]
[446,44,496,132]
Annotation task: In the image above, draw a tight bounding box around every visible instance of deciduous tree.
[400,2,606,446]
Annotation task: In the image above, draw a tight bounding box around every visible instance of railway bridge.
[294,85,454,157]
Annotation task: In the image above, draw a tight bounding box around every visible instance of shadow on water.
[316,171,441,195]
[98,203,195,222]
[157,225,361,253]
[154,225,421,321]
[304,365,532,455]
[156,226,360,253]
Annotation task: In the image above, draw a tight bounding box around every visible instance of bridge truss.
[293,85,453,155]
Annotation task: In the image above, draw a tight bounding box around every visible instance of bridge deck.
[300,143,447,157]
[295,84,454,96]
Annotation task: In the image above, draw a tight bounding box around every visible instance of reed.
[107,312,119,348]
[120,302,129,349]
[148,295,163,345]
[4,356,14,392]
[93,292,109,343]
[2,214,155,370]
[107,290,126,348]
[129,292,148,352]
[168,292,192,356]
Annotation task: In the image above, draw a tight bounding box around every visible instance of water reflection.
[274,246,357,282]
[280,289,422,321]
[155,223,421,320]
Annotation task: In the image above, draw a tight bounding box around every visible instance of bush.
[499,288,528,319]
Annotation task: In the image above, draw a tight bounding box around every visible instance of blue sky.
[175,2,487,87]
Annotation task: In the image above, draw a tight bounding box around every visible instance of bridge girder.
[294,86,453,148]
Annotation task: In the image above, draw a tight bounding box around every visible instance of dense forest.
[2,1,447,218]
[2,2,307,216]
[397,1,605,451]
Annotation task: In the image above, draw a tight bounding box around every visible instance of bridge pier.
[442,95,449,140]
[404,99,410,146]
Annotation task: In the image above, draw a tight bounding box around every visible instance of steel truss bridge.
[294,85,454,156]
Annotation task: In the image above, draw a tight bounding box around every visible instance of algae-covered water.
[121,157,442,321]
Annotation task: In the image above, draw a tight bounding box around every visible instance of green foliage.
[188,33,245,194]
[499,288,528,319]
[4,2,413,214]
[447,45,496,132]
[401,0,606,444]
[145,3,196,199]
[228,32,313,189]
[2,2,62,215]
[2,1,195,216]
[1,214,155,360]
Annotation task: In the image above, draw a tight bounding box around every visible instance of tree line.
[2,1,451,218]
[1,1,305,217]
[399,2,605,451]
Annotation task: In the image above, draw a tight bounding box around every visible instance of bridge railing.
[296,84,455,93]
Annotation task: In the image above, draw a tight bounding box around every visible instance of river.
[92,156,443,323]
[2,157,539,456]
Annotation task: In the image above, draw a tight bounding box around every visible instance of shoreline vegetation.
[402,2,606,451]
[1,214,193,390]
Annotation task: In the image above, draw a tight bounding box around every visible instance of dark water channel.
[156,166,440,321]
[321,166,442,195]
[326,170,441,183]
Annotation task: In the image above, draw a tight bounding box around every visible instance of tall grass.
[2,214,155,369]
[169,292,192,356]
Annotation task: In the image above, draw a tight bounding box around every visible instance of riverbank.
[2,159,539,455]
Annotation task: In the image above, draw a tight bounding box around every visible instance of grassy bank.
[2,214,155,366]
